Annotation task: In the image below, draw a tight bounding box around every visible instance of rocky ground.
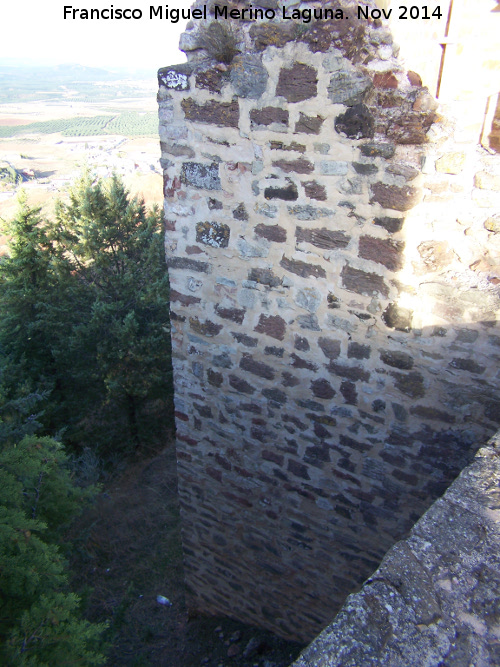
[68,444,305,667]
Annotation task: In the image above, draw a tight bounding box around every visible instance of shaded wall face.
[158,3,500,642]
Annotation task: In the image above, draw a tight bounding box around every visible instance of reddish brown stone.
[276,62,318,102]
[249,22,295,51]
[407,71,422,87]
[296,227,350,250]
[262,450,285,466]
[215,304,246,324]
[185,245,204,255]
[170,290,201,306]
[181,98,239,128]
[229,374,256,394]
[359,236,405,272]
[373,72,399,89]
[370,182,422,212]
[189,317,222,337]
[240,353,275,380]
[287,459,310,480]
[385,112,435,144]
[327,362,370,382]
[341,264,389,297]
[280,256,326,279]
[254,314,286,341]
[195,68,227,93]
[250,107,289,127]
[231,332,258,348]
[254,224,287,243]
[291,354,318,371]
[272,157,314,174]
[302,181,327,201]
[282,372,300,387]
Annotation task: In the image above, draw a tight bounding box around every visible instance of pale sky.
[0,0,194,70]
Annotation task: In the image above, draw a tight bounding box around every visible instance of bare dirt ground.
[68,445,305,667]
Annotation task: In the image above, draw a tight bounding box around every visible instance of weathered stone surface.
[282,371,300,387]
[181,98,239,128]
[335,104,375,140]
[327,70,372,105]
[230,54,268,98]
[254,313,286,340]
[318,337,341,360]
[181,162,221,190]
[373,71,399,89]
[287,459,310,480]
[255,223,287,243]
[353,162,378,175]
[262,388,287,404]
[213,352,232,369]
[158,64,192,90]
[380,350,414,370]
[295,288,322,313]
[319,161,348,175]
[289,206,334,221]
[265,345,284,357]
[240,354,275,380]
[232,332,258,347]
[373,216,404,233]
[296,227,350,250]
[295,113,324,134]
[167,257,210,273]
[207,368,223,387]
[249,22,295,51]
[280,257,327,279]
[302,181,327,201]
[417,241,455,273]
[341,264,389,297]
[248,268,282,287]
[264,183,298,201]
[208,198,223,210]
[215,304,245,324]
[474,171,500,191]
[386,162,419,181]
[391,371,425,398]
[195,68,226,93]
[383,303,413,331]
[291,353,318,371]
[386,112,434,144]
[311,378,336,399]
[435,152,466,175]
[294,335,310,352]
[229,374,256,394]
[410,405,456,423]
[327,362,370,382]
[297,314,321,331]
[484,215,500,233]
[270,140,306,153]
[449,358,486,374]
[196,221,230,248]
[359,236,405,271]
[160,141,195,158]
[370,182,422,211]
[272,158,314,174]
[340,380,357,405]
[250,106,288,127]
[276,63,318,103]
[189,317,222,337]
[170,290,201,306]
[407,70,423,87]
[360,142,396,159]
[348,342,370,360]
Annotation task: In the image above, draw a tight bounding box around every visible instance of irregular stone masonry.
[158,0,500,643]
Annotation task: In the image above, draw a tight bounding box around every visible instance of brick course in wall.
[158,0,500,643]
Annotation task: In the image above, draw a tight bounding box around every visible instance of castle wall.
[158,0,500,642]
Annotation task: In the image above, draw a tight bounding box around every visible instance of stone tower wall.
[158,0,500,642]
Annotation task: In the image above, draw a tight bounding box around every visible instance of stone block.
[287,459,310,480]
[231,332,258,348]
[158,64,192,90]
[167,257,211,273]
[289,206,334,221]
[181,98,239,128]
[232,203,248,221]
[181,162,221,190]
[417,241,454,273]
[270,140,306,153]
[272,158,314,174]
[302,181,327,201]
[291,353,318,371]
[484,216,500,233]
[196,221,230,248]
[250,106,289,127]
[248,268,282,287]
[240,354,275,380]
[341,264,389,297]
[262,388,287,405]
[264,183,298,201]
[295,113,324,134]
[311,378,336,399]
[249,22,295,51]
[327,362,370,382]
[230,54,268,99]
[170,290,201,306]
[370,182,422,212]
[327,70,372,105]
[348,342,371,360]
[319,161,349,175]
[295,288,322,313]
[189,317,223,337]
[294,335,310,351]
[229,374,256,394]
[353,162,378,175]
[280,257,327,279]
[335,104,375,139]
[474,171,500,191]
[215,305,246,324]
[195,68,226,93]
[409,405,455,423]
[385,112,434,144]
[435,152,466,175]
[359,236,405,271]
[276,62,318,102]
[373,72,398,89]
[318,337,341,360]
[255,224,287,243]
[360,142,396,159]
[373,216,404,233]
[449,358,486,374]
[382,303,413,331]
[296,226,350,250]
[297,314,321,331]
[380,350,414,370]
[254,314,286,340]
[391,371,425,398]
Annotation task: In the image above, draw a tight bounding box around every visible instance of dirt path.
[69,446,305,666]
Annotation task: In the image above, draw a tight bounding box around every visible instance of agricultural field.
[0,64,164,237]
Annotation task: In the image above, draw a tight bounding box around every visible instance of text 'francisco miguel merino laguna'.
[63,4,394,23]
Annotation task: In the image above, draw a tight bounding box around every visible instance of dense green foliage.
[0,112,158,138]
[0,390,107,665]
[0,174,173,456]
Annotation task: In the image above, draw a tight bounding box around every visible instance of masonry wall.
[158,0,500,642]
